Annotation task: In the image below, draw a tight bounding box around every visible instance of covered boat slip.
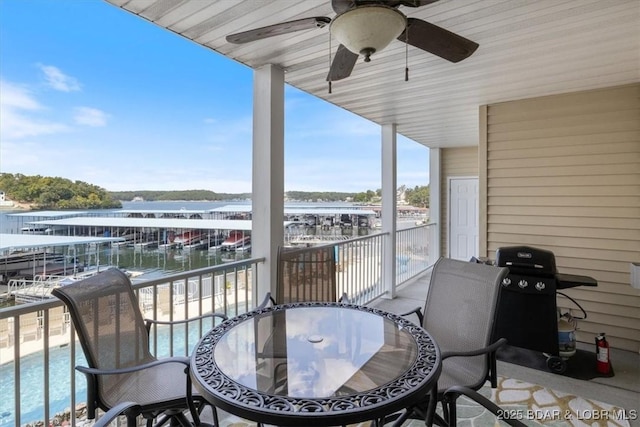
[0,234,124,252]
[210,204,377,217]
[4,210,91,234]
[0,234,126,302]
[17,205,378,248]
[25,216,256,232]
[211,204,379,229]
[20,217,266,251]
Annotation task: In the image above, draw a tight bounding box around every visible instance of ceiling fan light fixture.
[330,5,406,62]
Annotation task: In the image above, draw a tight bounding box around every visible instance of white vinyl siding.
[481,83,640,351]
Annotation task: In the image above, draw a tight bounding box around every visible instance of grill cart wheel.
[546,355,567,374]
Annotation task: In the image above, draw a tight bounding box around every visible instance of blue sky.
[0,0,429,193]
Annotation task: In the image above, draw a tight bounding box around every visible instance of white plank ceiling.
[105,0,640,148]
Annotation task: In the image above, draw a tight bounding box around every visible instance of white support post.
[429,148,441,263]
[381,124,397,299]
[252,64,285,302]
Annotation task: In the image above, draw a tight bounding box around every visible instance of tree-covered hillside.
[0,173,121,209]
[0,173,429,209]
[405,185,429,208]
[285,191,356,202]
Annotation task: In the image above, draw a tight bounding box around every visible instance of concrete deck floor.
[370,270,640,427]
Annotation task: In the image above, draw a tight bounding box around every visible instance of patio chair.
[255,245,346,394]
[51,268,226,427]
[388,257,509,427]
[443,386,526,427]
[263,244,346,306]
[94,401,140,427]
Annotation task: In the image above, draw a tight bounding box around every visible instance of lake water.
[1,200,373,281]
[1,201,249,425]
[0,200,415,425]
[0,200,252,276]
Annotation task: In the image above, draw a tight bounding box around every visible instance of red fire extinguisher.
[595,333,611,374]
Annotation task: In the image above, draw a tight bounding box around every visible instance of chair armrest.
[441,338,506,360]
[444,385,527,427]
[400,306,424,324]
[76,356,190,376]
[94,401,141,427]
[256,292,275,309]
[145,312,228,326]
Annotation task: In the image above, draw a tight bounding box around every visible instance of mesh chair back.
[423,258,508,390]
[276,245,337,303]
[52,268,155,402]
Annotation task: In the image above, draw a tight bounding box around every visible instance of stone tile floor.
[209,269,640,427]
[214,375,632,427]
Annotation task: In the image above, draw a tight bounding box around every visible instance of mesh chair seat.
[276,245,339,304]
[100,360,196,408]
[437,361,481,393]
[52,268,223,426]
[392,257,509,427]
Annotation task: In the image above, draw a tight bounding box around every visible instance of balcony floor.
[370,270,640,426]
[213,270,639,427]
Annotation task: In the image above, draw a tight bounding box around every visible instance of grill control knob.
[518,279,528,288]
[535,281,546,291]
[502,277,511,287]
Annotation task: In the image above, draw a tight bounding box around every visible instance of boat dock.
[0,234,126,302]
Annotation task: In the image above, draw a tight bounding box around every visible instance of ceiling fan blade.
[226,17,331,44]
[331,0,357,14]
[398,17,479,63]
[332,0,438,13]
[389,0,440,7]
[326,44,359,81]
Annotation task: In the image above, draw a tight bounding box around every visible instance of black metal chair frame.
[94,401,141,427]
[443,385,527,427]
[259,244,348,308]
[52,268,226,427]
[388,257,511,427]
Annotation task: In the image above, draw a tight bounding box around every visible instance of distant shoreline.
[0,201,32,211]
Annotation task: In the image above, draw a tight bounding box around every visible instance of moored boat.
[220,230,251,251]
[1,250,66,282]
[17,259,84,279]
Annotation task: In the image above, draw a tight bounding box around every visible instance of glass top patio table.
[191,302,441,426]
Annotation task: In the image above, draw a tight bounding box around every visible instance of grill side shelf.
[556,273,598,289]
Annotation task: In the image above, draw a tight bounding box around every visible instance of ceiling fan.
[226,0,479,83]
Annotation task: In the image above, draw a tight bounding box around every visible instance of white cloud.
[73,107,109,127]
[38,64,81,92]
[0,80,69,139]
[1,80,41,110]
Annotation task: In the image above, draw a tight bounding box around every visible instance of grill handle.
[504,261,545,269]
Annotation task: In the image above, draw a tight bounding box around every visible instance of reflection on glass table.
[191,302,441,427]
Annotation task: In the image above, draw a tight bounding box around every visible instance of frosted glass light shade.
[330,5,406,62]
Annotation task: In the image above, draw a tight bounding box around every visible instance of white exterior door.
[449,177,479,260]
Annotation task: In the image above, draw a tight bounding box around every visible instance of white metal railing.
[0,257,264,427]
[396,223,436,285]
[0,225,435,426]
[335,232,387,305]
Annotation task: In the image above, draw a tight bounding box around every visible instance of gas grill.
[492,246,597,369]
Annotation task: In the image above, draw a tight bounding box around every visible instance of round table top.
[191,302,441,426]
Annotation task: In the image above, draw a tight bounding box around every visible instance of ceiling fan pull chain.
[328,35,332,94]
[405,24,409,82]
